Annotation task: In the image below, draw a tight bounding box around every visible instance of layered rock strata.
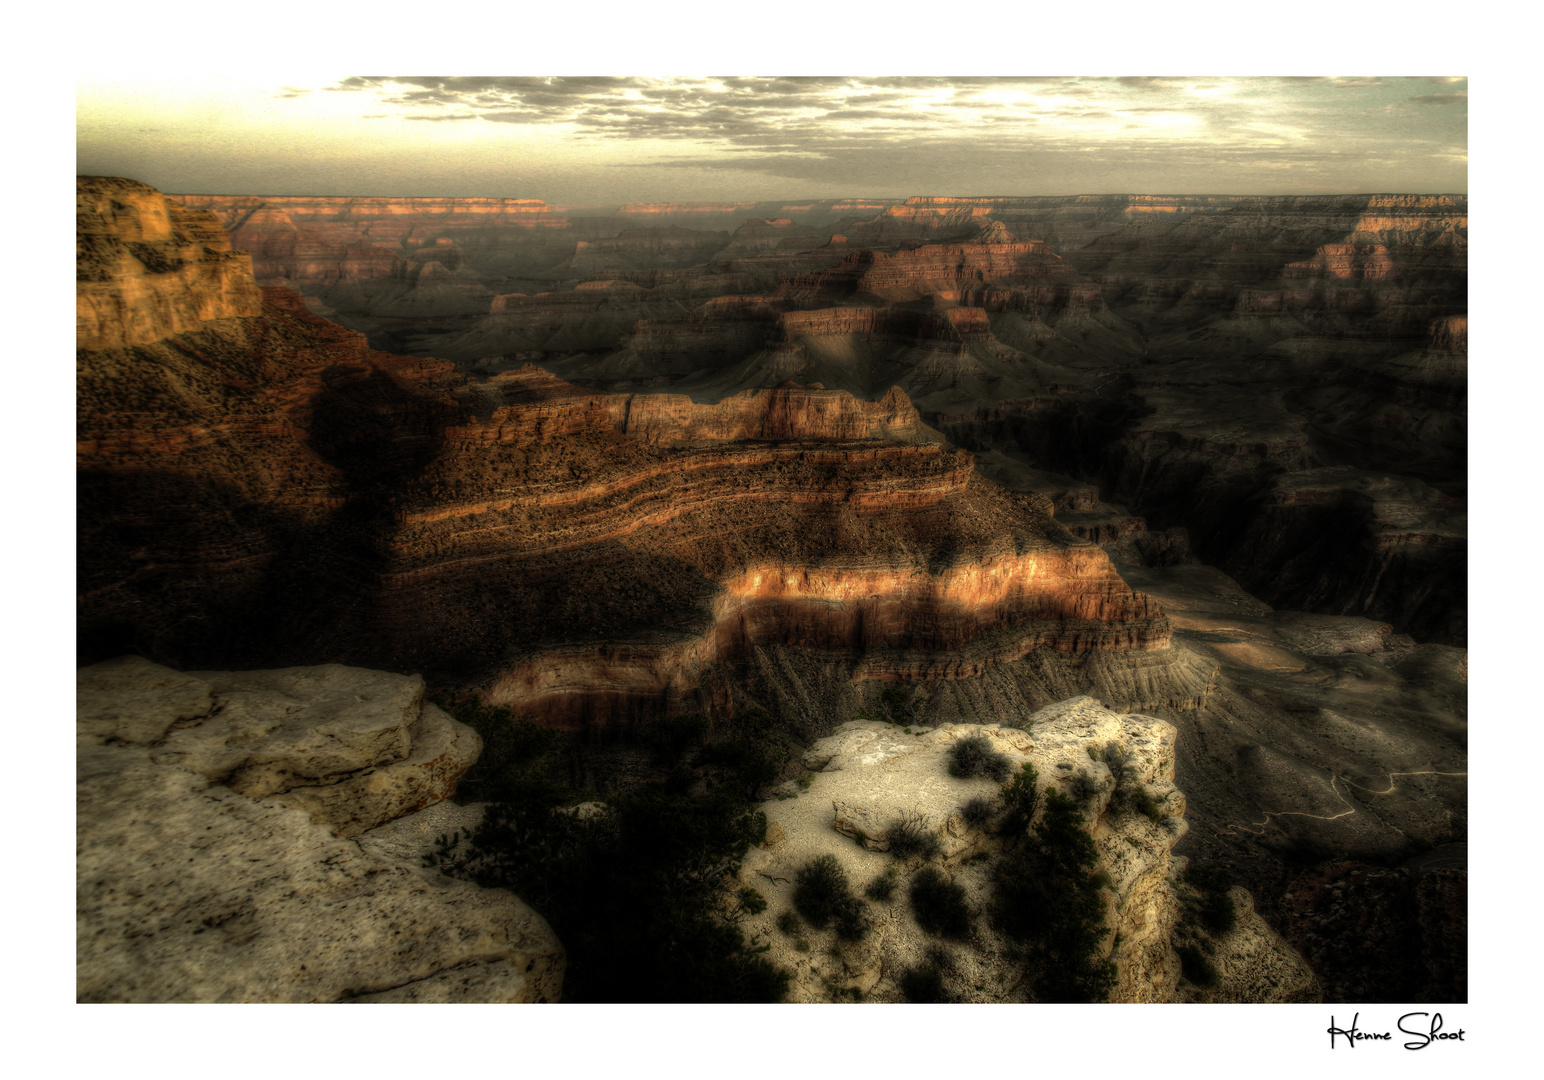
[79,178,1171,739]
[77,656,564,1003]
[736,697,1315,1002]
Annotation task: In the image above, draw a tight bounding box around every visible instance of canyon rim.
[72,64,1468,1043]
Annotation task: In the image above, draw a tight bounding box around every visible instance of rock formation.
[736,698,1316,1002]
[78,178,1172,741]
[80,177,1466,1001]
[77,655,564,1003]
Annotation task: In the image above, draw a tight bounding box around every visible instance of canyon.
[78,177,1465,1002]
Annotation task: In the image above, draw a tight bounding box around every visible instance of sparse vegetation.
[1096,740,1165,823]
[864,872,897,902]
[961,795,997,829]
[886,810,942,861]
[1066,768,1103,805]
[793,854,869,941]
[948,734,1011,781]
[990,786,1116,1002]
[424,693,791,1003]
[776,910,801,936]
[998,762,1041,836]
[793,855,852,928]
[908,867,972,939]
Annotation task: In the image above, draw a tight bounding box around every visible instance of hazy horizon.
[77,76,1467,205]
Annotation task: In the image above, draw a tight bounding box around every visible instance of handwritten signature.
[1328,1012,1466,1050]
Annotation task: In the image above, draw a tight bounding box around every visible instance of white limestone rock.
[75,657,563,1003]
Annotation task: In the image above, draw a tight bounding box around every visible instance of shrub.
[1125,784,1164,823]
[864,872,897,902]
[833,898,870,942]
[899,962,948,1003]
[961,795,997,829]
[1066,769,1103,805]
[886,810,942,861]
[792,854,869,941]
[776,910,801,936]
[909,867,972,939]
[428,694,791,1003]
[999,762,1041,836]
[990,787,1115,1002]
[948,734,1011,781]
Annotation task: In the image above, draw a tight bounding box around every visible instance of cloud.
[323,75,1466,175]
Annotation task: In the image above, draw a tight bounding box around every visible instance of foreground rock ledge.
[76,656,563,1003]
[738,697,1317,1003]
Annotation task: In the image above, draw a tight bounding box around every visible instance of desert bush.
[864,871,897,902]
[909,867,972,939]
[886,810,942,861]
[990,787,1115,1002]
[833,898,870,942]
[794,855,853,927]
[1067,768,1103,805]
[948,734,1011,781]
[1125,784,1164,823]
[1096,741,1134,783]
[961,795,997,829]
[696,707,793,799]
[428,694,791,1003]
[776,910,801,936]
[999,762,1041,836]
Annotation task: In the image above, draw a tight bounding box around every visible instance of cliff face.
[79,178,1171,738]
[77,656,564,1003]
[78,177,266,349]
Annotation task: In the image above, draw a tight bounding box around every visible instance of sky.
[76,75,1467,204]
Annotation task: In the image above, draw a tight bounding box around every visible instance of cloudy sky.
[76,75,1466,204]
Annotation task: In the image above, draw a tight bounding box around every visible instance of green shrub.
[999,762,1041,836]
[776,910,801,936]
[886,810,942,861]
[833,898,870,942]
[909,867,972,939]
[949,734,1011,781]
[961,795,997,829]
[1125,784,1164,823]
